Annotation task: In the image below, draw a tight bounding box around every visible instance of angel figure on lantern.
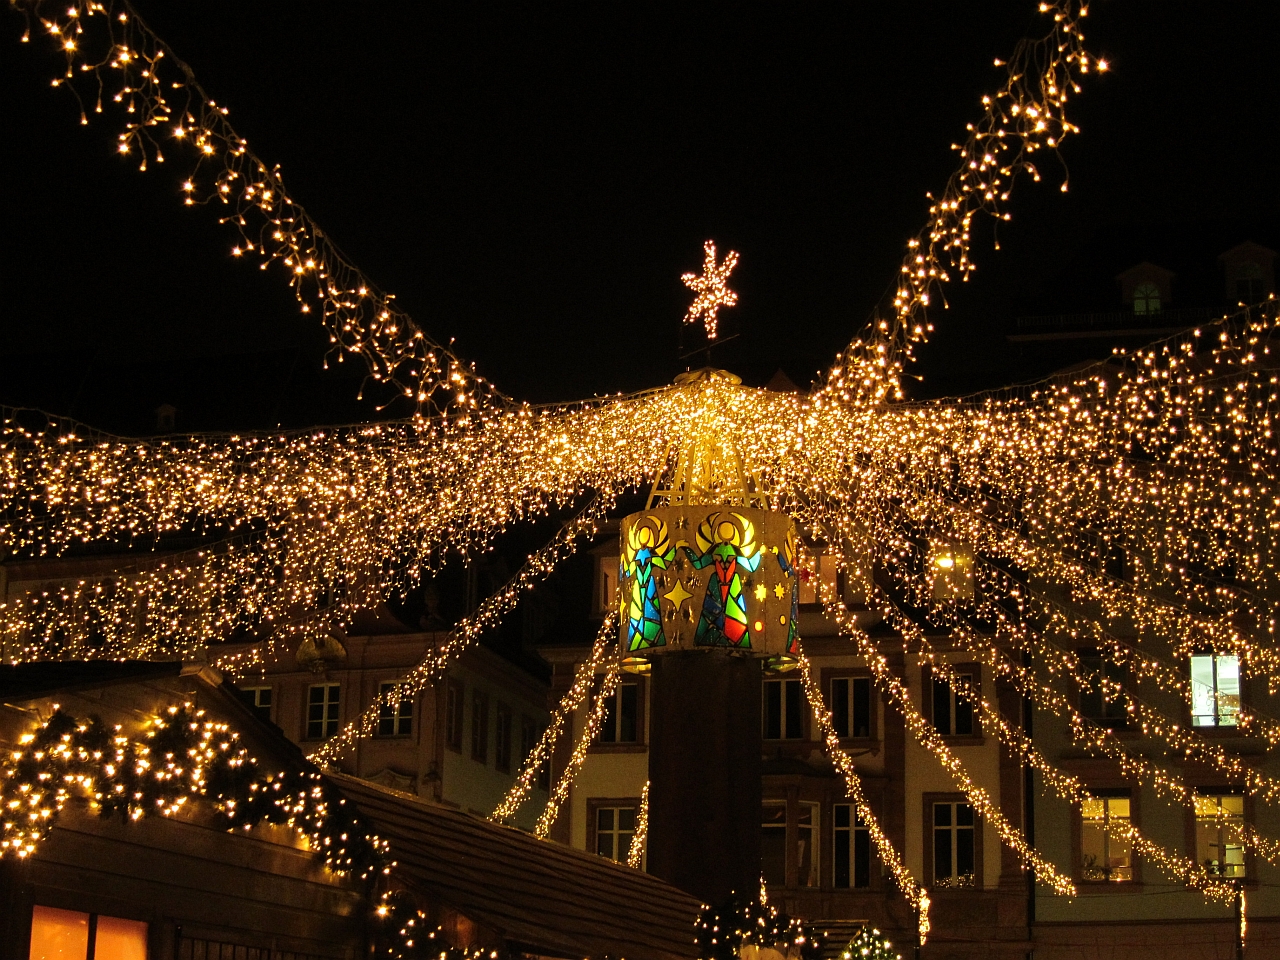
[690,512,762,648]
[624,515,676,652]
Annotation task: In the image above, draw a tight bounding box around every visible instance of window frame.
[593,676,646,750]
[444,678,465,753]
[1189,652,1243,731]
[1076,648,1129,730]
[471,689,490,764]
[1188,787,1251,881]
[375,681,413,738]
[587,796,641,864]
[305,682,341,741]
[762,676,808,741]
[921,663,982,742]
[797,550,842,608]
[28,905,149,960]
[822,667,877,742]
[1075,786,1141,886]
[494,701,513,773]
[833,802,874,890]
[594,552,622,617]
[238,684,273,724]
[923,793,983,889]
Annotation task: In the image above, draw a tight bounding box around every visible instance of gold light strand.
[490,617,615,824]
[309,497,611,765]
[534,655,620,839]
[10,0,504,413]
[627,779,650,870]
[795,648,924,911]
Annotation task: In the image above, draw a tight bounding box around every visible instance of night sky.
[1,1,1277,433]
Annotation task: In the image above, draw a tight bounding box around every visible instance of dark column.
[647,652,762,905]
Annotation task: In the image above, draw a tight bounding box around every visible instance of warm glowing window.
[1195,793,1246,878]
[1191,654,1240,727]
[797,553,839,605]
[1132,281,1162,315]
[1081,792,1133,882]
[929,544,974,602]
[28,906,147,960]
[834,804,871,889]
[376,682,412,737]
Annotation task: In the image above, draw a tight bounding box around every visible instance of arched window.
[1132,281,1161,315]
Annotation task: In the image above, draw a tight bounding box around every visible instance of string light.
[682,241,740,342]
[627,779,650,869]
[534,654,619,839]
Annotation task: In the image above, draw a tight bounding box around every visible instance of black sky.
[1,1,1278,432]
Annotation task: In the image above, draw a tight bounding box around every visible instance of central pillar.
[646,652,762,904]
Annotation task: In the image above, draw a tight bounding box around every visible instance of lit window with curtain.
[1190,654,1240,727]
[1081,791,1133,882]
[1195,792,1246,878]
[28,906,147,960]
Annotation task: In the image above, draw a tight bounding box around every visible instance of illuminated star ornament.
[681,240,740,341]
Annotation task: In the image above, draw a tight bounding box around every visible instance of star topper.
[681,240,739,341]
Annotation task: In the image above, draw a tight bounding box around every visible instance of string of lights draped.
[7,0,1280,910]
[7,0,505,414]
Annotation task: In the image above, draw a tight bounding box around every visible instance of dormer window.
[1132,281,1161,316]
[1235,261,1265,304]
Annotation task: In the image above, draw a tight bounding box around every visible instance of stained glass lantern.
[619,505,800,658]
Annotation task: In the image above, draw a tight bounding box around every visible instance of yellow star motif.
[664,579,694,609]
[754,583,768,601]
[773,583,787,600]
[681,240,739,340]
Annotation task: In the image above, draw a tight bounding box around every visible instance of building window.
[834,804,872,889]
[376,682,412,737]
[763,678,804,740]
[598,679,641,744]
[237,685,272,723]
[1235,261,1266,304]
[29,906,147,960]
[830,676,872,739]
[929,669,976,737]
[1081,791,1133,882]
[306,683,340,740]
[445,679,464,752]
[1078,650,1128,728]
[1132,281,1162,315]
[593,805,636,862]
[597,554,621,614]
[798,553,839,605]
[929,543,975,602]
[761,801,787,885]
[1195,792,1246,878]
[471,690,490,763]
[932,801,977,888]
[796,801,819,887]
[1191,654,1240,727]
[495,702,513,773]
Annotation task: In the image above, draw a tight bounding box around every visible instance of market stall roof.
[328,772,702,960]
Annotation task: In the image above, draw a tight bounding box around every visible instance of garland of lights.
[9,0,1280,910]
[0,703,389,877]
[839,927,902,960]
[490,617,615,824]
[694,892,822,960]
[626,779,649,869]
[8,0,505,414]
[534,654,620,839]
